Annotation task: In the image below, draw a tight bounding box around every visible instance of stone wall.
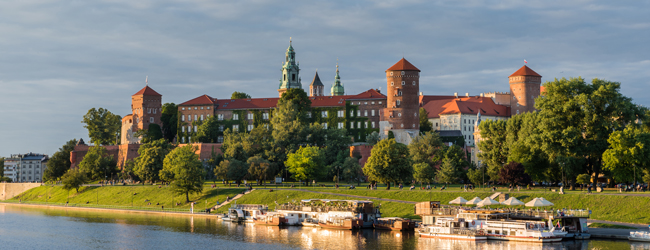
[0,183,41,200]
[350,145,373,168]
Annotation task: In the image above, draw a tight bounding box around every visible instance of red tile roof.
[419,95,458,106]
[386,58,420,72]
[422,96,510,118]
[509,65,541,77]
[347,89,386,100]
[132,86,162,96]
[180,95,217,106]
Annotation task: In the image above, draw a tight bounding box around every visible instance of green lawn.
[589,223,638,229]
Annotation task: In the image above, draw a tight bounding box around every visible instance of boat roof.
[300,199,373,204]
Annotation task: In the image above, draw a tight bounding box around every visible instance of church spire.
[331,60,344,96]
[278,38,302,97]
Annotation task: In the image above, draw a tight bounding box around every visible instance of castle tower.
[380,58,420,144]
[278,39,302,97]
[331,63,344,96]
[309,71,324,97]
[122,85,162,144]
[509,65,542,115]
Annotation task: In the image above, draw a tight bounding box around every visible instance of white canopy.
[525,198,553,207]
[501,197,524,206]
[477,197,500,207]
[449,197,468,205]
[466,197,482,205]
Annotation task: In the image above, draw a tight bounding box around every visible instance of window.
[372,122,375,128]
[207,114,210,118]
[357,122,361,128]
[200,115,204,121]
[401,81,405,85]
[233,125,239,132]
[263,113,269,120]
[150,117,154,123]
[517,110,520,114]
[390,72,393,76]
[194,115,197,121]
[412,81,416,85]
[350,110,354,117]
[148,108,151,114]
[396,100,401,106]
[379,101,382,104]
[219,125,224,132]
[371,101,375,105]
[194,107,198,110]
[218,114,224,121]
[350,122,354,129]
[371,110,375,116]
[322,111,328,118]
[247,113,254,120]
[401,124,404,128]
[188,136,191,142]
[201,107,204,110]
[233,114,239,120]
[153,109,157,114]
[398,113,402,117]
[364,102,368,105]
[322,123,327,129]
[181,115,185,121]
[217,136,223,143]
[181,137,185,143]
[401,71,405,75]
[364,110,368,116]
[292,74,296,81]
[414,112,417,117]
[194,126,197,132]
[247,125,254,131]
[391,82,394,86]
[307,112,312,118]
[338,122,344,129]
[182,107,185,111]
[338,110,344,118]
[182,126,186,132]
[207,107,211,110]
[357,110,361,116]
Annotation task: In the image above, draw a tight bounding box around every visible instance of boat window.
[495,230,500,235]
[510,230,516,235]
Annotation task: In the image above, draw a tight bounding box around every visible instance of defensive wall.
[1,183,41,200]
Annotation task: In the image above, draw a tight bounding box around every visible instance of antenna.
[145,76,148,86]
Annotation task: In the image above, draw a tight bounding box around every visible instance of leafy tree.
[366,131,380,145]
[247,155,274,185]
[221,129,249,162]
[467,165,484,186]
[277,88,312,124]
[437,158,460,184]
[217,159,249,184]
[419,108,433,133]
[477,119,508,181]
[62,169,88,193]
[231,91,252,99]
[0,176,11,183]
[43,139,78,182]
[643,169,650,186]
[603,126,650,184]
[194,115,221,143]
[507,112,552,183]
[78,146,118,180]
[413,162,435,186]
[576,174,591,185]
[498,162,531,186]
[82,108,122,145]
[161,103,178,142]
[269,100,309,170]
[121,159,137,180]
[160,145,205,203]
[363,139,412,190]
[134,139,174,183]
[341,157,363,185]
[436,145,470,183]
[134,124,164,143]
[285,146,327,185]
[409,131,444,169]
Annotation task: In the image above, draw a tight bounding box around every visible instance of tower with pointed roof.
[331,63,344,96]
[278,39,302,97]
[122,85,162,144]
[309,71,324,97]
[509,65,541,115]
[380,58,420,144]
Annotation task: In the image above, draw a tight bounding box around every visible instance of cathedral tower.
[509,65,541,115]
[309,71,324,97]
[278,39,302,97]
[122,85,162,144]
[330,63,344,96]
[381,58,420,144]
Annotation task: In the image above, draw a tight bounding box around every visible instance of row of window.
[390,81,417,86]
[181,106,211,111]
[352,101,382,105]
[319,109,379,118]
[389,71,420,76]
[335,122,376,129]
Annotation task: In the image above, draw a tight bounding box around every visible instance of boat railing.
[452,228,484,236]
[277,204,362,213]
[231,204,268,210]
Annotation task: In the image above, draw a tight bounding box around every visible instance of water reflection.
[0,205,645,250]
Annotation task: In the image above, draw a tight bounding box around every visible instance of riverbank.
[0,202,216,218]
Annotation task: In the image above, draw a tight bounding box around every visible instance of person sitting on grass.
[410,185,415,191]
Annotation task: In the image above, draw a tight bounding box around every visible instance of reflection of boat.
[418,217,486,241]
[629,231,650,242]
[227,204,269,223]
[374,217,416,231]
[302,218,320,227]
[253,213,287,226]
[318,217,362,230]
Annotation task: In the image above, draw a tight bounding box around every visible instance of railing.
[0,200,209,214]
[277,205,362,213]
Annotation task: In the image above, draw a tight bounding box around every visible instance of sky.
[1,0,649,156]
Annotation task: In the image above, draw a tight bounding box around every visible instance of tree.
[160,103,178,142]
[419,108,433,133]
[217,159,249,184]
[437,158,459,184]
[498,162,531,186]
[442,145,470,179]
[134,139,174,183]
[366,131,380,145]
[363,139,412,190]
[160,145,205,203]
[78,146,118,180]
[194,115,221,143]
[247,155,274,185]
[341,157,363,185]
[477,119,508,181]
[466,165,484,186]
[121,159,137,181]
[413,162,435,186]
[231,91,252,99]
[576,174,591,186]
[268,100,309,171]
[603,126,650,185]
[43,139,77,182]
[62,169,88,193]
[82,107,122,145]
[285,146,327,185]
[277,88,312,124]
[409,131,444,169]
[134,124,164,143]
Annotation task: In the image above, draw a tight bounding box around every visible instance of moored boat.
[418,217,486,241]
[318,217,362,230]
[374,217,416,231]
[254,213,287,226]
[302,218,320,227]
[629,231,650,242]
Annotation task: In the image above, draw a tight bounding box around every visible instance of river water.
[0,204,646,250]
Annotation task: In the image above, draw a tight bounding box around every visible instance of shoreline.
[0,202,222,218]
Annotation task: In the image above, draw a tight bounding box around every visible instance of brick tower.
[380,58,420,144]
[509,65,541,115]
[309,71,324,97]
[122,85,162,144]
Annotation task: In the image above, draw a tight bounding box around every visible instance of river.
[0,204,645,250]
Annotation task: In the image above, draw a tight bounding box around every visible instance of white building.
[3,153,48,183]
